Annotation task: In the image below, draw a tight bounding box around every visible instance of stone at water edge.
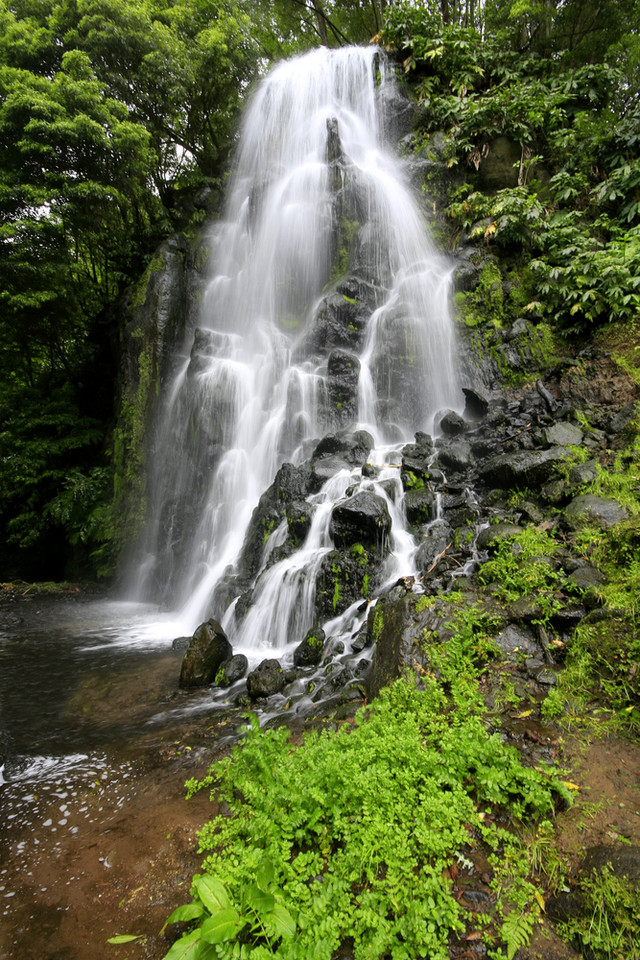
[477,446,569,490]
[246,659,285,699]
[179,618,232,689]
[214,654,249,688]
[293,626,326,667]
[437,409,466,436]
[329,490,391,551]
[462,387,489,421]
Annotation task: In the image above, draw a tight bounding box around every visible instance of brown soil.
[525,728,640,960]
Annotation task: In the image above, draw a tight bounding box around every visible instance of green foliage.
[167,610,569,960]
[455,258,505,328]
[558,865,640,960]
[478,527,567,627]
[383,3,640,334]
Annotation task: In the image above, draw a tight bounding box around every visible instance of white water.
[133,46,460,650]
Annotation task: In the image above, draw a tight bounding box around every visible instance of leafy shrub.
[163,617,570,960]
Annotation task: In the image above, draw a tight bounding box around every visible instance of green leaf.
[194,875,231,913]
[162,930,202,960]
[265,903,296,940]
[107,934,141,944]
[256,859,275,891]
[164,903,205,927]
[200,908,243,944]
[246,884,275,916]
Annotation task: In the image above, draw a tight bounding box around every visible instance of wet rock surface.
[179,619,232,689]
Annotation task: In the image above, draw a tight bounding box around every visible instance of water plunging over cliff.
[134,46,460,647]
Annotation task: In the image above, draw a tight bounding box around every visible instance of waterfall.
[133,46,460,648]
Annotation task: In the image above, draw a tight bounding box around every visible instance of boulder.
[285,501,314,546]
[312,430,374,467]
[477,523,523,552]
[215,654,248,687]
[437,409,466,436]
[315,549,374,619]
[565,494,629,529]
[543,421,584,447]
[327,350,360,426]
[415,521,453,575]
[246,659,285,699]
[569,459,599,487]
[478,447,569,490]
[462,387,489,421]
[435,438,473,472]
[330,491,391,551]
[293,626,326,667]
[494,623,540,659]
[404,487,436,526]
[179,619,232,689]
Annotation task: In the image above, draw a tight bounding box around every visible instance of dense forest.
[0,0,639,581]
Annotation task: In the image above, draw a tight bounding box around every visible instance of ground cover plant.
[161,605,571,960]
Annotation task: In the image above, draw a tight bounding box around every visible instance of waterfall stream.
[134,46,461,659]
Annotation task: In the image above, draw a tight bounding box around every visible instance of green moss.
[372,605,384,643]
[129,254,163,310]
[262,517,276,544]
[456,260,504,329]
[330,216,360,282]
[414,594,436,612]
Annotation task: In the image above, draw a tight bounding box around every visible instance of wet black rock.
[286,501,314,546]
[172,636,191,652]
[328,350,361,426]
[566,565,605,596]
[293,626,326,667]
[315,549,373,620]
[435,438,473,473]
[462,387,490,421]
[404,487,436,526]
[330,491,391,551]
[437,409,466,436]
[367,594,462,700]
[565,494,629,529]
[477,523,523,552]
[478,447,569,489]
[246,659,285,699]
[415,520,453,576]
[569,459,599,487]
[215,654,248,687]
[179,619,232,689]
[543,421,584,447]
[493,623,540,659]
[296,291,366,357]
[312,430,374,467]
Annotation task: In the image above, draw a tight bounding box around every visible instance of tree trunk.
[310,0,329,45]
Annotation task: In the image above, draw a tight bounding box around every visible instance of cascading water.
[133,45,461,657]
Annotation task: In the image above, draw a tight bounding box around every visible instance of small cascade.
[132,45,461,655]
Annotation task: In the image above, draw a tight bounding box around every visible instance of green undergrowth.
[546,434,640,734]
[162,609,571,960]
[478,526,568,626]
[558,865,640,960]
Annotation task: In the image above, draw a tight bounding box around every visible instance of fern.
[501,907,536,960]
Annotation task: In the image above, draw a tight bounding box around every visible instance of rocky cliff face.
[112,232,210,564]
